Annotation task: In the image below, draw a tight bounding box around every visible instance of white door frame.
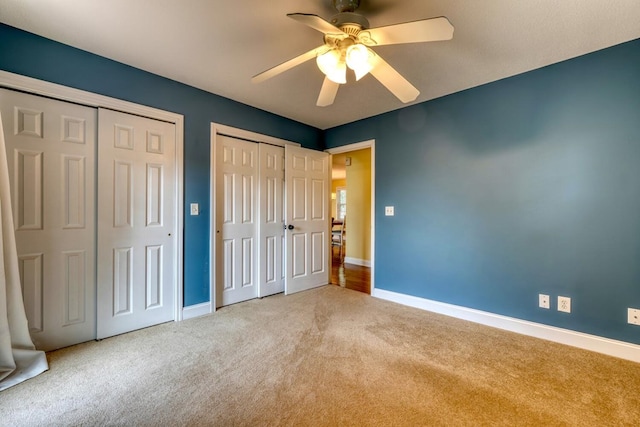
[210,123,299,311]
[326,139,375,292]
[0,70,185,321]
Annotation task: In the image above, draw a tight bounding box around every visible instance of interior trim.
[373,288,640,363]
[344,257,371,267]
[213,123,301,148]
[326,140,373,154]
[182,302,212,321]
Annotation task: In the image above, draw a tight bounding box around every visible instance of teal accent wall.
[325,38,640,344]
[0,23,323,306]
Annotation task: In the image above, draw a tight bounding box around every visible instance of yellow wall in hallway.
[345,148,371,263]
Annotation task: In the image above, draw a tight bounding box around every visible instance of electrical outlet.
[190,203,199,216]
[628,308,640,326]
[539,294,550,309]
[385,206,394,216]
[558,296,571,313]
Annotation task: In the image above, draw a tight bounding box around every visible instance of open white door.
[284,145,330,294]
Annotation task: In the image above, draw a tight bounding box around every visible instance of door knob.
[284,224,294,230]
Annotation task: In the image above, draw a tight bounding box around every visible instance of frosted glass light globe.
[316,49,347,84]
[346,44,374,81]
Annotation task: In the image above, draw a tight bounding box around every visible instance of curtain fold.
[0,111,48,391]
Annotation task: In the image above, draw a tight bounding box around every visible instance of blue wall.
[3,22,640,346]
[325,39,640,344]
[0,23,323,306]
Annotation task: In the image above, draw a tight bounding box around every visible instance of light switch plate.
[385,206,394,216]
[190,203,199,216]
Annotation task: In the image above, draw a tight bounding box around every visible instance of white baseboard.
[344,257,371,267]
[182,302,212,320]
[372,288,640,364]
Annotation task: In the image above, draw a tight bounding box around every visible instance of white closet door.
[284,145,330,294]
[97,108,176,339]
[215,135,258,307]
[0,88,96,351]
[258,143,285,297]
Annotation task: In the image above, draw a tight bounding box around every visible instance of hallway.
[330,245,371,294]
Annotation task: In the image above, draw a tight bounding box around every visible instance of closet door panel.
[258,143,285,297]
[215,135,258,307]
[96,108,176,339]
[0,88,97,351]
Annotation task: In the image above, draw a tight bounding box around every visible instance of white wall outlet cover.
[558,296,571,313]
[539,294,550,309]
[628,308,640,326]
[190,203,199,215]
[385,206,394,216]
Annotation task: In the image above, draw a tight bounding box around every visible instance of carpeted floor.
[2,285,640,426]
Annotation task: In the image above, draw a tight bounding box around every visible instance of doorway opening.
[327,140,374,295]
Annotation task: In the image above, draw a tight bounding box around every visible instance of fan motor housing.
[332,0,360,13]
[330,12,369,30]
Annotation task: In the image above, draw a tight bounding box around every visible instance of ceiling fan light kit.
[317,37,375,83]
[252,0,454,107]
[345,44,374,80]
[317,49,347,83]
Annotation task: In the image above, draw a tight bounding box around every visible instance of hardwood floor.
[330,245,371,294]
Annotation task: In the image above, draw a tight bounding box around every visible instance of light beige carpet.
[2,285,639,426]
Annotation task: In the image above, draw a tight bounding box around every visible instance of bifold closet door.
[96,108,176,339]
[215,135,259,307]
[215,138,330,305]
[215,137,287,306]
[258,143,285,298]
[0,88,97,351]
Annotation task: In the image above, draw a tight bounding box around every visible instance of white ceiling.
[1,1,639,130]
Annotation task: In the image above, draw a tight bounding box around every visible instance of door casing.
[326,139,376,293]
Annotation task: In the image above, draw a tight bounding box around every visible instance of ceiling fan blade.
[252,45,327,84]
[287,13,345,36]
[360,17,454,46]
[317,77,340,107]
[369,54,419,103]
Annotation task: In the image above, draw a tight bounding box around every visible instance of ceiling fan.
[252,0,454,107]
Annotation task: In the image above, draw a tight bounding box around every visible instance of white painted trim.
[213,123,300,148]
[0,70,185,322]
[344,257,371,267]
[373,288,640,364]
[182,302,212,320]
[210,124,219,313]
[327,140,373,154]
[0,71,181,123]
[326,139,375,292]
